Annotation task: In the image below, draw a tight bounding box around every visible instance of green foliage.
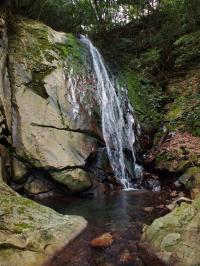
[173,31,200,69]
[131,48,161,75]
[183,96,200,136]
[11,0,81,32]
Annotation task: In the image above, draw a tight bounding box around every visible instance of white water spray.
[80,36,141,189]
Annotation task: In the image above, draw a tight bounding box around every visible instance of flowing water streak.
[80,36,139,190]
[67,68,80,120]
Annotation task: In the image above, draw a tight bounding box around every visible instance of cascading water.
[80,36,141,190]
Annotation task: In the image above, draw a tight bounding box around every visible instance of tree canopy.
[9,0,200,34]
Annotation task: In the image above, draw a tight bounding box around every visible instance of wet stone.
[143,207,154,212]
[90,233,114,248]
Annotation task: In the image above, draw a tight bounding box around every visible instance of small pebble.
[143,207,154,212]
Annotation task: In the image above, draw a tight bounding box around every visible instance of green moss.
[9,18,55,98]
[121,71,164,131]
[14,223,34,233]
[143,202,194,246]
[0,180,87,265]
[164,94,200,136]
[155,150,192,173]
[8,17,86,100]
[54,33,86,74]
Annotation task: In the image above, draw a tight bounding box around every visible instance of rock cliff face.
[0,11,12,183]
[0,15,113,195]
[0,13,92,266]
[8,18,95,192]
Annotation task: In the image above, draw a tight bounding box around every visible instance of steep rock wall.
[0,16,112,194]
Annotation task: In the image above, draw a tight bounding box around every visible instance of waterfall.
[80,36,141,190]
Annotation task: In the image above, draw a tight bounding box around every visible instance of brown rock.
[90,233,113,248]
[119,249,135,263]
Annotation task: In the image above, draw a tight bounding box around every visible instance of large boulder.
[0,179,87,266]
[141,196,200,266]
[7,18,101,191]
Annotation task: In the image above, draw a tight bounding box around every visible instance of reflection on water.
[41,190,167,266]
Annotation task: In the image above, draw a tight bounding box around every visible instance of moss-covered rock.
[122,72,163,132]
[141,196,200,265]
[146,132,200,175]
[51,169,92,193]
[179,167,200,190]
[120,71,165,152]
[0,179,87,266]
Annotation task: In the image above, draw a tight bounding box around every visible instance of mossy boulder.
[179,167,200,190]
[51,169,92,193]
[146,132,200,175]
[141,196,200,265]
[0,180,87,266]
[155,154,190,173]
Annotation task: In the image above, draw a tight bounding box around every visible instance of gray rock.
[141,196,200,265]
[24,175,54,195]
[51,168,92,192]
[0,179,87,266]
[8,18,100,191]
